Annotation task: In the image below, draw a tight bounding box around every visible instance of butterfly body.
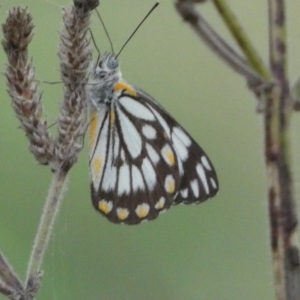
[88,53,219,225]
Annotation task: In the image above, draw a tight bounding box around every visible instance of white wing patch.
[171,131,189,161]
[142,124,157,139]
[100,126,116,192]
[118,164,131,196]
[113,130,120,159]
[119,96,155,121]
[211,177,218,190]
[190,179,199,198]
[196,163,209,194]
[101,166,117,192]
[132,165,145,192]
[180,188,188,198]
[116,105,142,158]
[173,127,192,147]
[141,158,156,191]
[147,105,171,137]
[201,155,212,171]
[146,143,160,165]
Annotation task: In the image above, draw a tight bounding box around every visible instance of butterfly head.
[92,53,121,82]
[90,53,122,106]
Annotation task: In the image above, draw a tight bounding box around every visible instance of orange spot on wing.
[167,150,175,166]
[98,200,112,214]
[136,204,150,218]
[93,157,103,175]
[155,197,165,210]
[110,109,115,125]
[117,208,129,220]
[114,82,137,96]
[167,182,175,194]
[89,111,98,148]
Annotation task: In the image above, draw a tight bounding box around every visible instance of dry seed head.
[2,7,55,165]
[74,0,100,16]
[55,4,96,172]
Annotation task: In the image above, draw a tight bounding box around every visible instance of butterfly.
[88,53,219,225]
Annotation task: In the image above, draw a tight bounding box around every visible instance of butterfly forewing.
[89,80,218,225]
[133,87,219,204]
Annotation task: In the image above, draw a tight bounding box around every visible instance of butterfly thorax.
[89,53,122,108]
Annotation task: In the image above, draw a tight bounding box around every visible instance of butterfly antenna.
[95,8,115,54]
[116,2,159,58]
[88,28,101,66]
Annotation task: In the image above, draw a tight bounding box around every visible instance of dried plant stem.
[176,0,300,299]
[25,170,69,298]
[0,254,23,296]
[267,0,300,299]
[212,0,271,79]
[175,0,263,84]
[0,281,15,300]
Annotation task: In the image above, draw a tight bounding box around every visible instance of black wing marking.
[89,83,219,225]
[133,85,219,205]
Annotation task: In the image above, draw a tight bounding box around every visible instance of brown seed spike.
[2,7,55,166]
[55,3,93,172]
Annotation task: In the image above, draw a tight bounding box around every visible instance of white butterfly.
[88,53,218,224]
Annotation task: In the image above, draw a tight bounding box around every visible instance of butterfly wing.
[134,86,219,205]
[89,82,218,225]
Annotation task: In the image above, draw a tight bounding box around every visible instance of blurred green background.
[1,1,300,299]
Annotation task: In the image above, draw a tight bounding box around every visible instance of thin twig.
[0,281,16,300]
[175,0,264,86]
[212,0,271,79]
[291,77,300,110]
[0,254,23,295]
[25,170,69,298]
[267,0,300,299]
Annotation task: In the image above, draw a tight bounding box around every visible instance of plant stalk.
[212,0,270,79]
[266,0,300,299]
[175,0,264,85]
[25,170,69,299]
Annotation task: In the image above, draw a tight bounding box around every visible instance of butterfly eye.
[107,57,118,70]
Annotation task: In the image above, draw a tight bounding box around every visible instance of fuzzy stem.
[266,0,300,299]
[25,170,69,299]
[0,254,23,296]
[0,281,15,300]
[212,0,271,79]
